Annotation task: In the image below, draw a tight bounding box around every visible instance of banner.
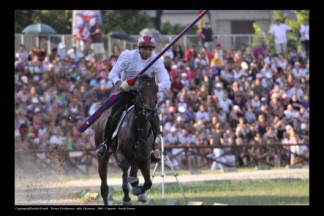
[72,10,102,40]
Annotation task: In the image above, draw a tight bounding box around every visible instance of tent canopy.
[22,23,57,35]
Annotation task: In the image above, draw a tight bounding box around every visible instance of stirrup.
[96,142,107,158]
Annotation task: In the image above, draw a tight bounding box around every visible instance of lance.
[79,10,209,132]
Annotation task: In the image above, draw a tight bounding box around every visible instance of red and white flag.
[72,10,102,40]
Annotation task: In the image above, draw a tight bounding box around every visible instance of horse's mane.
[138,74,154,82]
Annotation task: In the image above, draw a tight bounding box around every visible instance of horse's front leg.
[98,155,109,205]
[121,166,132,205]
[135,160,152,203]
[129,166,139,187]
[117,154,132,205]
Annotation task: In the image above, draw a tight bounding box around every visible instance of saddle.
[111,105,134,140]
[110,106,125,129]
[109,97,135,129]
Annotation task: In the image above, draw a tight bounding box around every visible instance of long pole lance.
[79,10,209,133]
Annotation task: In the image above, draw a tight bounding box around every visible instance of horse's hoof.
[137,194,147,203]
[123,201,132,205]
[132,186,143,195]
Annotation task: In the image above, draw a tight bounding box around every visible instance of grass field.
[15,161,309,206]
[80,179,308,205]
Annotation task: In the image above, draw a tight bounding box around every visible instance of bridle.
[133,76,158,148]
[135,77,158,118]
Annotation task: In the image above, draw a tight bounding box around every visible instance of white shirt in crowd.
[177,132,192,145]
[164,131,179,144]
[287,87,304,101]
[291,67,306,81]
[219,97,233,113]
[284,109,298,123]
[49,134,66,145]
[299,23,309,41]
[269,23,292,44]
[195,110,210,123]
[213,88,226,102]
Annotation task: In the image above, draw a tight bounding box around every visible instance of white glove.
[120,80,132,92]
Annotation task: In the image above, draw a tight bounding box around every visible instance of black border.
[9,0,317,215]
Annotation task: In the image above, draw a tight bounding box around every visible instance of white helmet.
[137,35,156,48]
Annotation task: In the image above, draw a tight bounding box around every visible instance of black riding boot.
[96,116,116,158]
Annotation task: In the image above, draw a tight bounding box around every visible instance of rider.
[96,35,171,163]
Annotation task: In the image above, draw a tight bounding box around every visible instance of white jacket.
[108,49,171,92]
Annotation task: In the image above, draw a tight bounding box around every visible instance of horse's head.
[135,74,158,118]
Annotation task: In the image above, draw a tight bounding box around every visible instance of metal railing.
[15,143,309,175]
[15,33,256,58]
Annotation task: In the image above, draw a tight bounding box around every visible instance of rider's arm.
[108,50,130,86]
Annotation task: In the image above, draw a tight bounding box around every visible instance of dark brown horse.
[93,75,158,205]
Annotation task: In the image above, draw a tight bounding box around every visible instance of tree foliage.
[15,10,38,33]
[15,10,72,34]
[103,10,150,34]
[15,10,150,35]
[160,21,198,35]
[15,10,199,36]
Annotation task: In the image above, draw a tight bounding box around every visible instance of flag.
[72,10,102,40]
[197,10,204,31]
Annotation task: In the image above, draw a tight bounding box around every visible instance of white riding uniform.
[108,49,171,92]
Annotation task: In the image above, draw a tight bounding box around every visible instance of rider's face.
[139,47,154,60]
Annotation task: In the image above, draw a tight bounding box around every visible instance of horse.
[93,75,159,205]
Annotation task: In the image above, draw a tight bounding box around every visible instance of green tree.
[37,10,72,34]
[160,21,198,35]
[15,10,72,34]
[15,10,37,33]
[103,10,150,34]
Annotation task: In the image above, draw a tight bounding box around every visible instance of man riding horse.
[96,35,171,163]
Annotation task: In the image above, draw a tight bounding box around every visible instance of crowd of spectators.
[15,28,309,172]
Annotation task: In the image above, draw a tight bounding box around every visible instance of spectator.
[37,44,48,62]
[183,45,198,62]
[244,106,256,123]
[67,42,83,63]
[251,42,266,60]
[57,42,66,60]
[268,18,292,55]
[15,44,29,61]
[198,22,215,52]
[214,43,224,61]
[291,62,306,81]
[299,18,309,56]
[172,45,184,61]
[90,16,105,60]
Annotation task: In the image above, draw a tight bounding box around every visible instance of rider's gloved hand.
[120,80,132,92]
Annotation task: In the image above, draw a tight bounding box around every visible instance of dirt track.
[15,163,309,205]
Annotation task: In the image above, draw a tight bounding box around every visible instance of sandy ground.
[15,160,309,206]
